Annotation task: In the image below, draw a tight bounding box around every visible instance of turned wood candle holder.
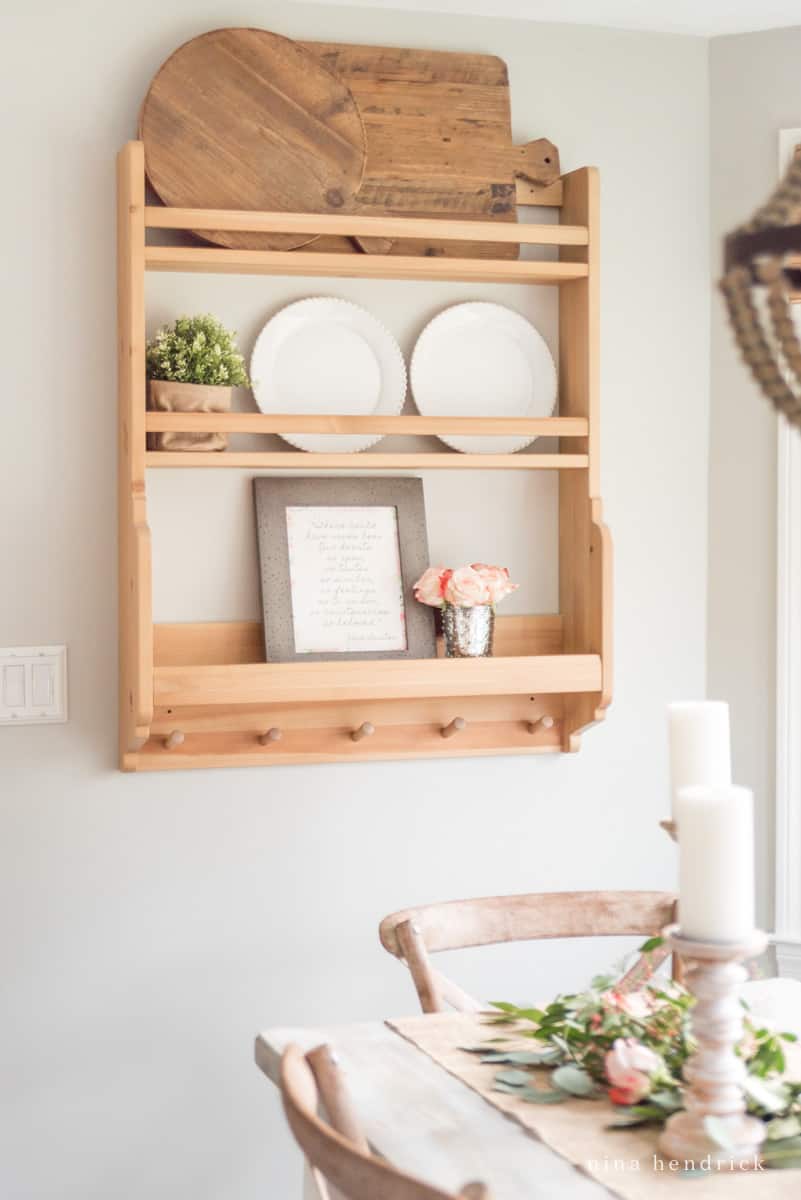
[658,924,768,1170]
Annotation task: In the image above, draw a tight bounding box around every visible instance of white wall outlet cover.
[0,645,68,725]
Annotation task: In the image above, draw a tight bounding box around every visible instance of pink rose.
[444,566,491,607]
[601,989,654,1020]
[413,566,452,608]
[470,563,519,606]
[605,1038,661,1105]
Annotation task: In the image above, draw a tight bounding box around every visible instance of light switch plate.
[0,646,68,725]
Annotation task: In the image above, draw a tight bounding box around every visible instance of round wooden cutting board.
[140,28,369,251]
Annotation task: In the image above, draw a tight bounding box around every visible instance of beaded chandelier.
[720,154,801,429]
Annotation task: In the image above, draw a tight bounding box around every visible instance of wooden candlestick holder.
[658,924,768,1169]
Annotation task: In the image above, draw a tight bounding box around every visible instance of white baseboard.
[773,937,801,981]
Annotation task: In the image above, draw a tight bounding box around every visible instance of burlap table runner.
[386,1012,801,1200]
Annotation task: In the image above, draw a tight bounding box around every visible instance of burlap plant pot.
[147,380,232,451]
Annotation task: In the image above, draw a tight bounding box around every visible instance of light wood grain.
[152,615,565,667]
[144,451,588,470]
[256,1022,608,1200]
[381,891,677,955]
[144,413,588,437]
[282,1043,491,1200]
[124,723,564,771]
[144,205,586,245]
[153,654,602,708]
[557,168,612,752]
[125,619,575,770]
[380,892,678,1012]
[144,244,587,283]
[306,1044,370,1155]
[117,142,153,760]
[149,698,562,738]
[306,1044,370,1200]
[119,143,612,773]
[396,920,443,1013]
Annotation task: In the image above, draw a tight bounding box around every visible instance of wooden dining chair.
[280,1042,491,1200]
[379,890,680,1013]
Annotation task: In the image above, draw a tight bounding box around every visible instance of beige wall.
[708,27,801,929]
[2,5,708,1198]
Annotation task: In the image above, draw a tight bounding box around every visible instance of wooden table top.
[255,979,801,1200]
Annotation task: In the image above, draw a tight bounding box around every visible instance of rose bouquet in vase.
[413,563,518,657]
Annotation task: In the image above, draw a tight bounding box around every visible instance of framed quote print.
[253,477,436,662]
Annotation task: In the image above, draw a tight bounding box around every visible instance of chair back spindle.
[280,1043,491,1200]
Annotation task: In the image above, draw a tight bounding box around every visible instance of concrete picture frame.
[253,477,437,662]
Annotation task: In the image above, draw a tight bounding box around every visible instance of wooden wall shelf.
[144,452,588,471]
[117,140,612,771]
[145,245,587,285]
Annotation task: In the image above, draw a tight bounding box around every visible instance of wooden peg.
[350,722,375,743]
[526,715,554,734]
[163,730,184,750]
[441,717,466,739]
[258,727,282,746]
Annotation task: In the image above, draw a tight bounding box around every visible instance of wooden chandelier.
[721,155,801,429]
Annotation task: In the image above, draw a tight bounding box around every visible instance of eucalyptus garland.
[462,940,801,1170]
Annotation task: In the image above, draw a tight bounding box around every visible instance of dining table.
[255,977,801,1200]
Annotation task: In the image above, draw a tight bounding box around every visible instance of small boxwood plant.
[146,314,249,387]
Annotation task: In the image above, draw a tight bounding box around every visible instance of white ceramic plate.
[410,302,557,453]
[250,298,407,453]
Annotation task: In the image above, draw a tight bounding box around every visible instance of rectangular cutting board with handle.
[299,40,559,259]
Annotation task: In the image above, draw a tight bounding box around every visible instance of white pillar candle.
[668,701,731,816]
[675,784,755,942]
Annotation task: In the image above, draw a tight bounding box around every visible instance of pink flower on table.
[471,563,519,605]
[413,566,453,607]
[444,566,491,608]
[605,1038,661,1106]
[601,988,654,1020]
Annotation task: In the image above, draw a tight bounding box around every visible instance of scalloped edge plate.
[250,298,407,453]
[410,302,557,454]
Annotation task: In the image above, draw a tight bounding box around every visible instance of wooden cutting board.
[301,40,560,258]
[141,30,558,258]
[140,28,383,252]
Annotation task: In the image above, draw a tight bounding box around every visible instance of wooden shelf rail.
[145,451,588,470]
[145,246,587,284]
[144,413,589,437]
[145,205,587,246]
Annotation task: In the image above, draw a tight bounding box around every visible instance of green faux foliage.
[146,314,249,387]
[464,939,801,1170]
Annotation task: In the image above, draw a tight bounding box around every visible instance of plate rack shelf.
[118,140,611,772]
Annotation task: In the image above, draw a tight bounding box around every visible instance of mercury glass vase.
[441,603,495,657]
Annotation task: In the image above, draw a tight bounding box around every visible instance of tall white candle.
[668,701,731,816]
[675,784,755,942]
